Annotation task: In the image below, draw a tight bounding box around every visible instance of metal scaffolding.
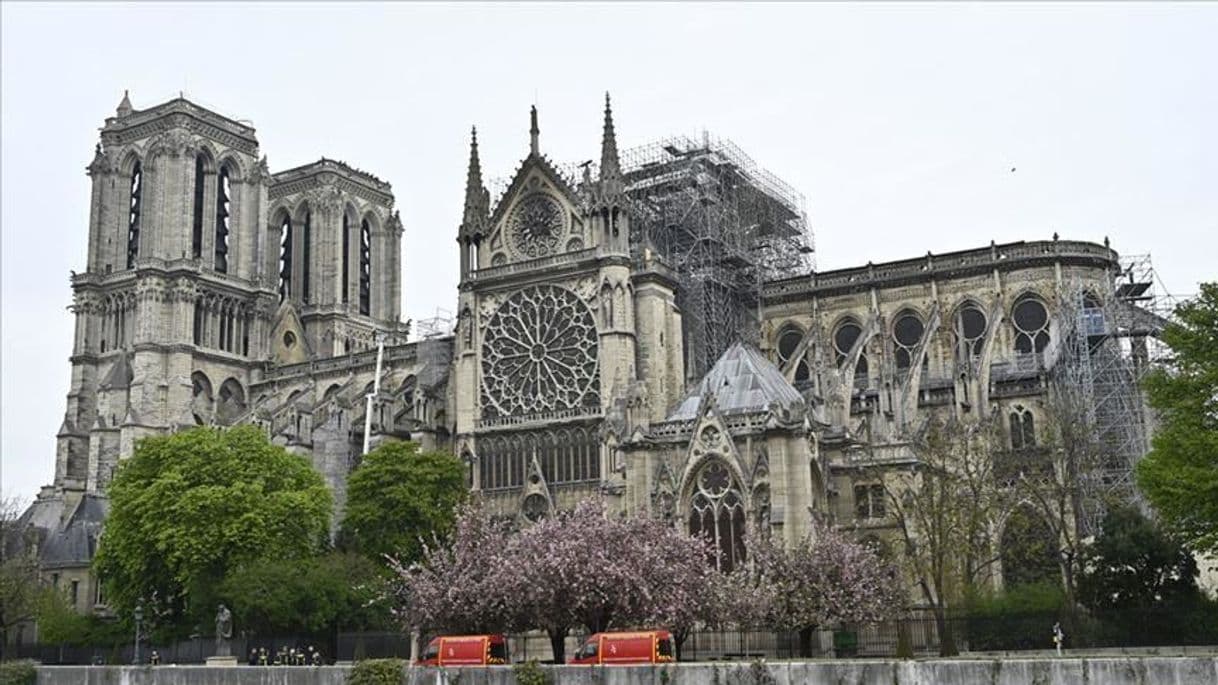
[1052,254,1171,534]
[619,132,814,381]
[489,131,814,382]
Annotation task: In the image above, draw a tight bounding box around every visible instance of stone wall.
[36,656,1218,685]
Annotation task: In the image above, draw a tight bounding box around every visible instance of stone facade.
[16,93,1152,621]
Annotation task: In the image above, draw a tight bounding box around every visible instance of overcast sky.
[2,2,1215,501]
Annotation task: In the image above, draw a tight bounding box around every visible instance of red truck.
[569,630,676,665]
[417,634,509,666]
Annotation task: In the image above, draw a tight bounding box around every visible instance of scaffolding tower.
[619,132,815,381]
[1053,254,1171,534]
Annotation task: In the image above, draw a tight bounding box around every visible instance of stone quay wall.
[35,656,1218,685]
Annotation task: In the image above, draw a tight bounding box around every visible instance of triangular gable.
[486,155,586,258]
[269,301,311,365]
[676,398,749,504]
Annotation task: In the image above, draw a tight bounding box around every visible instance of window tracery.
[480,285,599,419]
[776,324,810,382]
[477,426,599,490]
[509,193,564,258]
[833,320,868,386]
[955,303,988,358]
[1009,405,1035,450]
[892,311,925,371]
[1012,295,1050,354]
[688,460,746,573]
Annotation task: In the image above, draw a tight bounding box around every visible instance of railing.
[16,607,1218,665]
[763,240,1119,301]
[467,247,604,282]
[475,408,602,430]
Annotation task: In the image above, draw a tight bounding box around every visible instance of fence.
[13,608,1218,665]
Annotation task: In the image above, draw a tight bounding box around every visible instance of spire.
[529,105,540,156]
[461,126,488,235]
[600,92,621,182]
[116,90,133,118]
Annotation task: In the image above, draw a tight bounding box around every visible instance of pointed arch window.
[1009,406,1035,450]
[278,216,292,302]
[126,161,142,269]
[955,303,988,358]
[893,311,925,371]
[191,155,205,258]
[833,320,868,387]
[302,211,312,304]
[1012,296,1051,354]
[342,214,351,304]
[688,460,747,573]
[776,324,810,383]
[214,165,231,273]
[359,218,371,315]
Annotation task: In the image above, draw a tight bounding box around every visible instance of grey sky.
[3,2,1215,501]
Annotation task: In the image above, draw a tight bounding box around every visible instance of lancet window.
[477,427,599,490]
[192,155,205,258]
[126,161,142,269]
[359,218,371,315]
[214,165,231,273]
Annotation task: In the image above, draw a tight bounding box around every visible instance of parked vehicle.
[417,634,509,666]
[569,630,676,665]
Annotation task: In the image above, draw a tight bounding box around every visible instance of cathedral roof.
[667,342,806,421]
[39,495,108,568]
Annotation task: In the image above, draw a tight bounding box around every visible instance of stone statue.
[215,604,233,657]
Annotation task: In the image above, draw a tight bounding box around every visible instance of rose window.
[509,194,564,258]
[480,285,599,418]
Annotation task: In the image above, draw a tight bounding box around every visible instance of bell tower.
[58,91,272,493]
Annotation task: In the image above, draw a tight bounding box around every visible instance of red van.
[417,634,509,666]
[569,630,676,665]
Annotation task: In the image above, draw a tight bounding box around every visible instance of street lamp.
[133,602,144,665]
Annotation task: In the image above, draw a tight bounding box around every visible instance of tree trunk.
[673,626,689,662]
[934,607,959,657]
[798,626,815,658]
[547,627,567,664]
[895,618,914,659]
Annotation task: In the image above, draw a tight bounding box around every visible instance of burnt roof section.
[763,239,1120,304]
[668,342,806,421]
[269,157,394,206]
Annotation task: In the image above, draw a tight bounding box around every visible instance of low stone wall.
[35,656,1218,685]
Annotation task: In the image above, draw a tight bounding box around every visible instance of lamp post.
[133,603,144,665]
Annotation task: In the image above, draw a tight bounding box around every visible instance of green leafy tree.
[339,441,465,564]
[219,552,391,638]
[1137,283,1218,554]
[1078,506,1199,611]
[93,425,331,636]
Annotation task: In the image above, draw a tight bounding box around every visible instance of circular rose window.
[480,285,599,417]
[509,194,564,258]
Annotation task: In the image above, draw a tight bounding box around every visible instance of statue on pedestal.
[215,604,233,658]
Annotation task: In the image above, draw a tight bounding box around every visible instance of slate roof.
[9,493,109,569]
[667,342,806,421]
